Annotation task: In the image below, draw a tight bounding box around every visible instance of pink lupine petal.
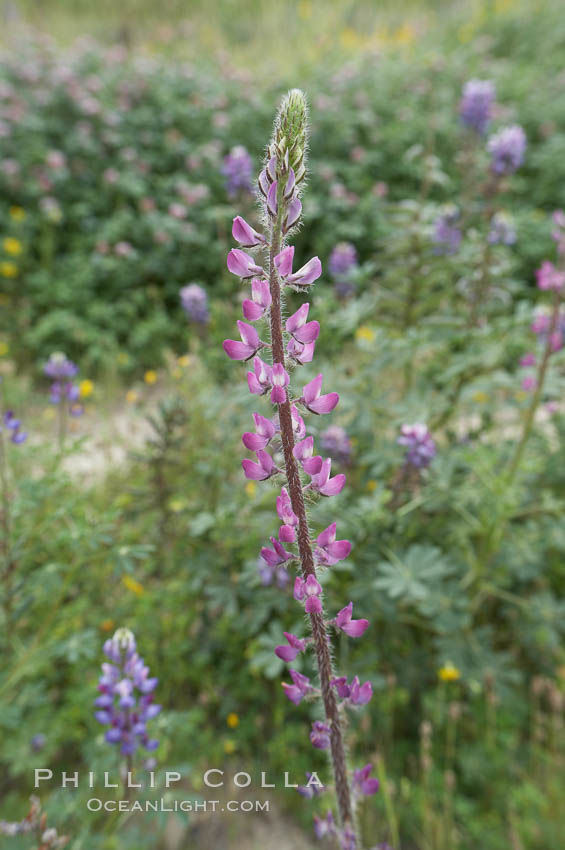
[303,373,323,404]
[305,596,322,614]
[258,169,270,198]
[293,577,305,601]
[271,362,290,386]
[308,392,339,415]
[325,540,352,561]
[281,683,303,704]
[227,248,262,278]
[223,339,255,360]
[320,473,346,497]
[267,156,277,181]
[288,338,316,364]
[336,602,353,628]
[247,372,264,394]
[275,644,300,662]
[251,278,272,307]
[303,455,323,475]
[284,197,302,231]
[317,523,337,547]
[286,303,310,334]
[294,436,314,460]
[232,215,265,246]
[305,575,322,596]
[294,320,320,344]
[279,524,296,543]
[254,413,275,437]
[267,181,278,216]
[271,386,287,404]
[242,458,270,480]
[237,320,260,349]
[242,299,266,321]
[284,632,306,650]
[342,618,369,638]
[274,245,294,277]
[261,546,281,566]
[284,168,296,198]
[242,431,269,451]
[288,256,322,286]
[355,682,373,705]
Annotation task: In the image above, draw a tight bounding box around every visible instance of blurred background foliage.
[1,1,565,849]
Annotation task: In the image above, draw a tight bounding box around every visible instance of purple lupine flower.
[352,764,380,796]
[320,425,352,464]
[487,125,526,175]
[536,261,565,292]
[520,353,536,367]
[242,413,277,451]
[432,208,462,255]
[44,351,78,379]
[30,733,46,752]
[242,449,278,481]
[301,374,339,415]
[332,675,373,706]
[180,283,209,324]
[282,669,313,705]
[257,557,289,589]
[308,457,346,497]
[243,279,272,320]
[223,90,371,847]
[397,423,436,468]
[335,602,369,638]
[2,410,27,444]
[275,632,308,662]
[488,212,516,245]
[294,574,323,613]
[298,772,326,799]
[44,352,83,417]
[222,145,253,198]
[223,321,266,360]
[94,628,161,755]
[314,523,351,566]
[329,242,358,278]
[459,79,495,134]
[314,811,336,839]
[310,720,331,749]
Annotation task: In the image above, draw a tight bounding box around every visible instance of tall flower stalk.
[223,91,375,849]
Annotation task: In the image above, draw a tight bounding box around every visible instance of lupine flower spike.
[222,89,375,849]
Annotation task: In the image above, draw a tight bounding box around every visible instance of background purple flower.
[180,283,209,324]
[488,212,516,245]
[398,423,436,468]
[432,208,461,255]
[320,425,352,464]
[487,125,526,176]
[222,145,253,198]
[459,79,495,134]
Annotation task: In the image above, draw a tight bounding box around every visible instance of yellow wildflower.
[43,408,56,421]
[0,261,18,277]
[341,27,360,50]
[472,391,488,403]
[0,341,8,357]
[226,713,239,729]
[122,575,145,596]
[100,619,115,632]
[125,389,138,404]
[144,370,157,385]
[169,498,186,513]
[355,325,375,343]
[177,354,191,367]
[223,739,236,754]
[438,662,461,683]
[298,0,312,19]
[3,237,22,256]
[245,481,256,498]
[366,480,377,493]
[79,379,94,398]
[9,206,26,222]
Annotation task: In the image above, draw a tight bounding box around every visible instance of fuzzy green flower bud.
[271,89,308,184]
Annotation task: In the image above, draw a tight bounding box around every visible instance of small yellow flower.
[43,407,56,421]
[168,498,186,513]
[341,27,360,49]
[3,237,22,256]
[223,739,236,754]
[177,355,191,367]
[245,481,256,498]
[355,325,375,343]
[0,341,8,357]
[122,575,145,596]
[9,206,26,222]
[472,391,488,404]
[79,379,94,398]
[393,24,415,45]
[125,389,138,404]
[100,619,115,632]
[438,662,461,683]
[366,480,377,493]
[226,712,239,729]
[298,0,312,19]
[144,370,157,385]
[0,261,18,277]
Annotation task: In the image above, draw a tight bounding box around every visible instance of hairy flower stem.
[507,287,562,484]
[267,212,356,836]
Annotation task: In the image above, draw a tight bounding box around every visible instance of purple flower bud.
[397,423,436,468]
[261,536,293,567]
[223,321,264,361]
[180,283,209,324]
[459,79,495,134]
[293,436,322,475]
[310,720,331,749]
[286,303,320,344]
[335,602,369,638]
[242,449,277,481]
[274,246,294,277]
[282,669,312,705]
[232,215,265,247]
[308,458,346,497]
[487,125,526,176]
[432,208,461,255]
[242,279,272,321]
[242,413,277,451]
[270,363,290,404]
[247,356,272,396]
[275,632,307,662]
[227,248,264,279]
[314,522,351,566]
[536,261,565,292]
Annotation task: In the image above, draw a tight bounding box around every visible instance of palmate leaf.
[373,544,456,604]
